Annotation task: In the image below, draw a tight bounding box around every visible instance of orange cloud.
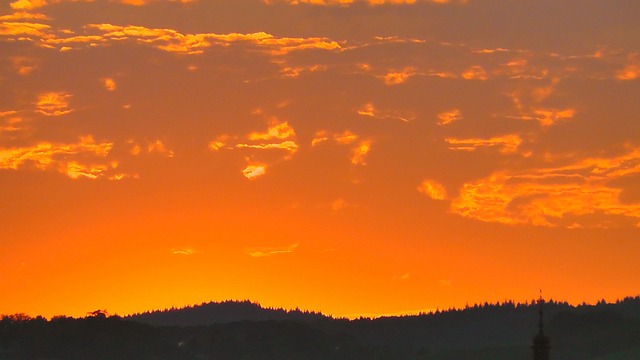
[357,103,412,122]
[247,243,298,258]
[263,0,464,5]
[533,108,576,127]
[0,21,50,37]
[437,109,462,126]
[351,140,372,165]
[0,136,121,180]
[616,55,640,80]
[418,180,447,200]
[242,163,268,179]
[171,248,195,256]
[101,77,116,91]
[445,134,522,154]
[381,67,416,85]
[461,65,488,80]
[248,121,296,141]
[0,12,50,21]
[147,140,175,157]
[9,0,48,10]
[35,92,73,116]
[450,147,640,227]
[235,141,299,153]
[311,130,359,146]
[12,56,38,75]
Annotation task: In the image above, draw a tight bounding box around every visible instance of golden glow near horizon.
[1,0,639,319]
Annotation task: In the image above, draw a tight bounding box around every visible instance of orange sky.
[1,0,639,319]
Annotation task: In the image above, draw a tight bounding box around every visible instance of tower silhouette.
[532,290,550,360]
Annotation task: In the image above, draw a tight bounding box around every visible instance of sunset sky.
[1,0,639,319]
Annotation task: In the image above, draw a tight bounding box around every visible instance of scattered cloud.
[9,0,48,10]
[248,121,296,141]
[393,273,410,281]
[101,77,117,91]
[351,140,372,165]
[147,140,175,157]
[450,147,640,227]
[357,103,412,122]
[461,65,488,80]
[437,109,462,126]
[0,135,123,180]
[12,56,38,75]
[247,243,298,258]
[311,130,358,146]
[616,54,640,80]
[331,198,349,211]
[35,92,73,116]
[418,179,447,200]
[263,0,465,5]
[533,108,576,127]
[0,21,51,37]
[380,67,416,85]
[242,163,268,179]
[171,248,195,256]
[445,134,522,154]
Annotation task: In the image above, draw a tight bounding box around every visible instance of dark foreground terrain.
[1,297,639,360]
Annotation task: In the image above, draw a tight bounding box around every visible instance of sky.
[1,0,639,319]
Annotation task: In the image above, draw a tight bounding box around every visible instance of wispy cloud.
[35,92,73,116]
[418,180,447,200]
[0,136,124,180]
[247,243,299,258]
[242,163,268,180]
[445,134,522,154]
[450,147,640,227]
[437,109,462,126]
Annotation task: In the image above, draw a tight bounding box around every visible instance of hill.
[127,300,328,326]
[1,296,639,360]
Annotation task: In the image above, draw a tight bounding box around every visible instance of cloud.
[357,103,412,122]
[101,77,117,91]
[311,130,358,146]
[418,179,447,200]
[209,119,299,179]
[461,65,488,80]
[533,108,576,127]
[351,140,372,165]
[393,272,410,281]
[12,56,39,75]
[242,163,267,179]
[437,109,462,126]
[0,135,123,180]
[35,92,73,116]
[331,198,349,211]
[380,67,416,85]
[445,134,522,154]
[235,141,299,153]
[616,54,640,80]
[248,121,296,141]
[450,147,640,227]
[9,0,192,8]
[0,21,51,37]
[247,243,298,258]
[9,0,48,10]
[263,0,464,5]
[0,12,50,21]
[146,140,175,157]
[56,24,341,55]
[171,248,195,256]
[116,0,196,5]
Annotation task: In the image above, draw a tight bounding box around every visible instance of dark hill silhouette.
[1,296,639,360]
[128,300,329,326]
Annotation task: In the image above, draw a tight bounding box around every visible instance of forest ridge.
[1,296,639,360]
